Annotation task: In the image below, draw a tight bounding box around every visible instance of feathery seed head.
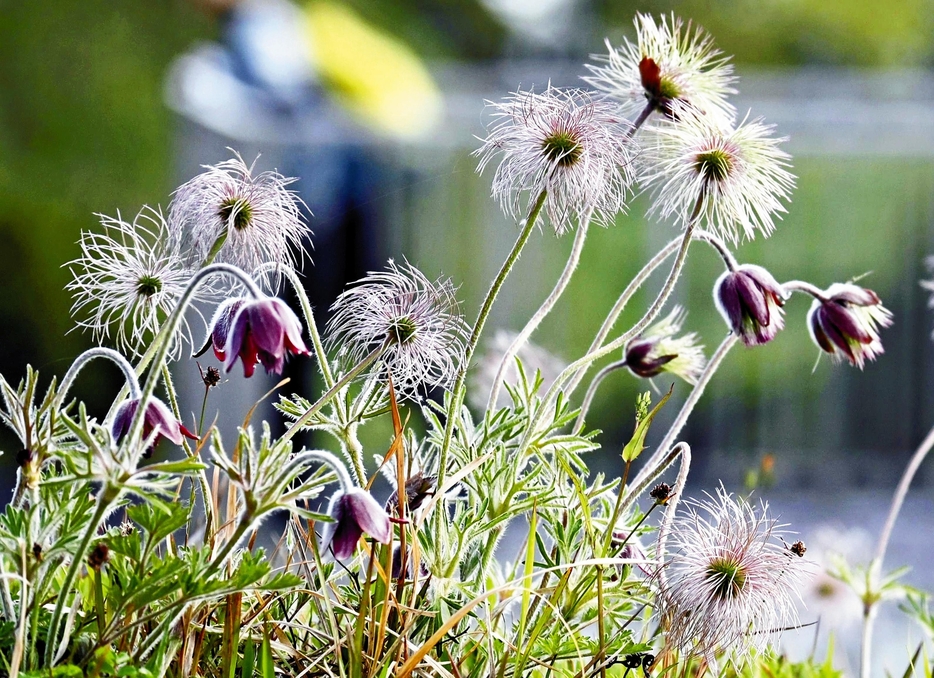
[807,283,892,369]
[660,485,809,658]
[66,207,208,360]
[584,13,736,123]
[643,104,794,242]
[474,86,635,234]
[326,260,468,400]
[168,153,308,277]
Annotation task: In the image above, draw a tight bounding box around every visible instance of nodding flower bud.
[623,307,705,384]
[807,283,892,369]
[223,297,310,377]
[195,299,246,362]
[112,397,197,454]
[322,488,392,559]
[714,265,786,346]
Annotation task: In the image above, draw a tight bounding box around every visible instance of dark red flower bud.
[224,298,310,377]
[112,397,198,452]
[195,298,246,361]
[322,489,392,559]
[714,265,786,347]
[807,283,892,369]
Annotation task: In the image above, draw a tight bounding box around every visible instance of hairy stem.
[653,443,692,592]
[860,421,934,678]
[574,358,627,435]
[487,211,591,410]
[55,348,142,413]
[436,189,547,490]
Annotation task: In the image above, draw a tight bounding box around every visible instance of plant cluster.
[0,13,928,678]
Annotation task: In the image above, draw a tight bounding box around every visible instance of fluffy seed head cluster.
[66,208,209,359]
[326,260,468,399]
[475,86,635,234]
[624,306,705,384]
[807,283,893,369]
[661,485,808,658]
[643,104,794,243]
[584,13,736,123]
[168,154,308,276]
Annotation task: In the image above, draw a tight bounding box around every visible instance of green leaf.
[621,384,673,463]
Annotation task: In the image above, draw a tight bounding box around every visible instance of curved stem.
[860,421,934,678]
[631,333,738,493]
[573,359,627,435]
[487,212,591,411]
[525,201,702,454]
[782,280,828,302]
[436,189,547,491]
[695,229,739,272]
[280,345,385,444]
[254,262,335,389]
[654,442,691,592]
[300,448,355,493]
[126,264,261,454]
[56,348,142,412]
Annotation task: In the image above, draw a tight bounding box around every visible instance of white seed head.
[168,153,309,280]
[326,260,469,400]
[474,86,635,234]
[660,485,809,659]
[642,104,795,243]
[584,13,736,124]
[66,207,209,359]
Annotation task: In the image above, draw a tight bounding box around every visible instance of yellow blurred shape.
[305,1,443,140]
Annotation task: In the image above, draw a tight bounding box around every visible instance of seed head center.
[388,316,418,345]
[705,557,747,600]
[694,148,733,183]
[218,196,254,231]
[542,131,583,167]
[136,275,162,298]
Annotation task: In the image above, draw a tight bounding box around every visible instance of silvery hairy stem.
[654,442,692,592]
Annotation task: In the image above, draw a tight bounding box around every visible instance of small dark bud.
[203,365,221,388]
[16,448,34,468]
[790,541,807,557]
[87,543,110,570]
[32,543,43,561]
[650,483,672,504]
[385,472,436,514]
[642,653,655,670]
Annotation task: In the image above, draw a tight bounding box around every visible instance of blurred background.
[3,0,934,672]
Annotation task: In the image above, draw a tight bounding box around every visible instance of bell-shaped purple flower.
[223,297,310,377]
[714,265,786,346]
[195,298,246,362]
[807,283,893,369]
[112,397,197,452]
[321,488,392,559]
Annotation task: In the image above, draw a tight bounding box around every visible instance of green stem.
[280,346,385,445]
[436,189,547,492]
[487,209,590,411]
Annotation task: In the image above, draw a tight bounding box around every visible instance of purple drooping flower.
[714,265,786,346]
[623,306,704,384]
[807,283,892,369]
[195,298,246,362]
[321,489,392,559]
[112,397,197,451]
[223,297,310,377]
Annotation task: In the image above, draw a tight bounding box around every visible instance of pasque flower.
[112,397,198,451]
[807,283,892,368]
[643,103,794,243]
[584,13,736,123]
[714,265,787,346]
[624,306,705,384]
[168,154,308,275]
[217,297,310,377]
[475,86,634,234]
[321,488,392,559]
[660,485,808,658]
[194,298,246,362]
[326,260,468,399]
[67,207,209,359]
